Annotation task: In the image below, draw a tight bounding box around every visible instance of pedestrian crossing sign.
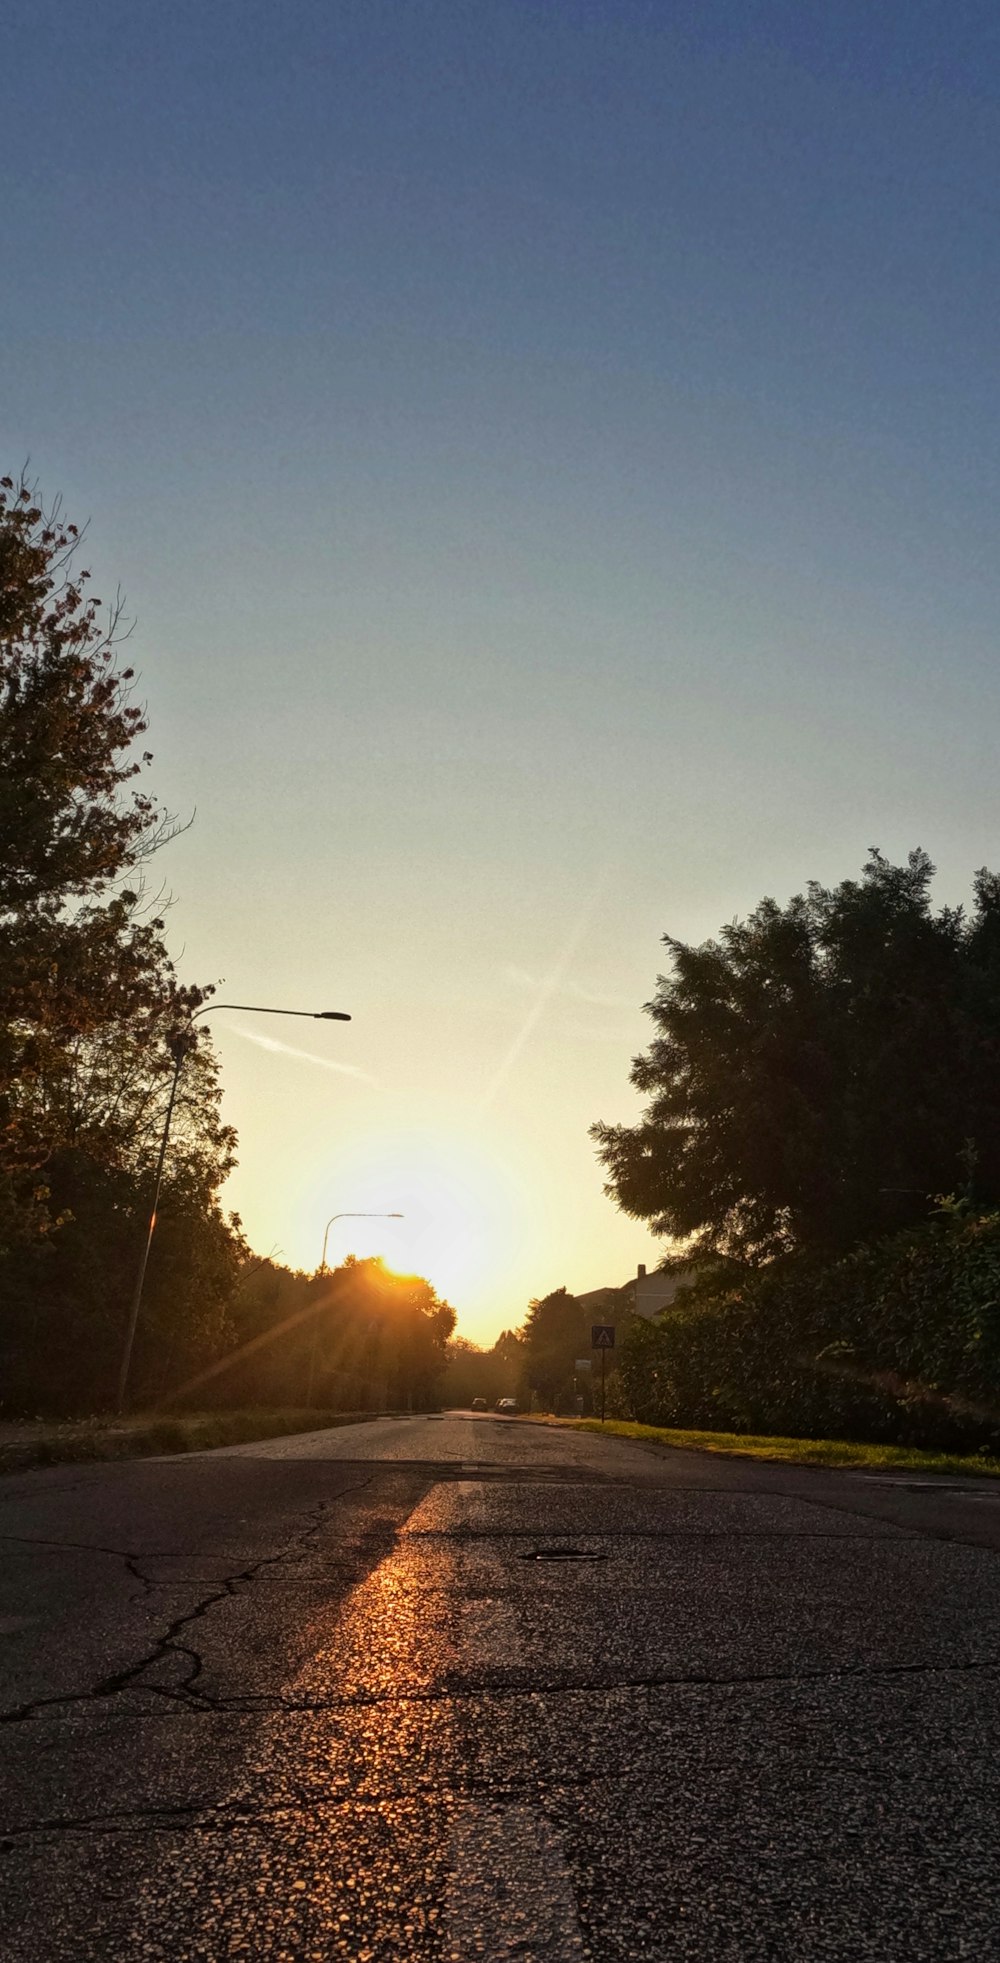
[591,1324,615,1349]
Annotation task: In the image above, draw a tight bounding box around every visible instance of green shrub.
[620,1208,1000,1449]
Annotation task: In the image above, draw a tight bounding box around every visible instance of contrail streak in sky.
[478,866,612,1112]
[225,1022,377,1083]
[504,964,634,1011]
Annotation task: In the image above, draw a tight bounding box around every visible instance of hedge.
[619,1207,1000,1450]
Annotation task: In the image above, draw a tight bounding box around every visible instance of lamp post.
[320,1210,404,1274]
[116,1000,352,1415]
[307,1211,404,1407]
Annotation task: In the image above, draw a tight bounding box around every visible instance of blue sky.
[5,2,1000,1336]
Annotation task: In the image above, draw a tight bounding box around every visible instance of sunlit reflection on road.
[129,1493,464,1957]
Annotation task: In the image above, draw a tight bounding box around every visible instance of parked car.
[471,1397,488,1411]
[495,1397,519,1415]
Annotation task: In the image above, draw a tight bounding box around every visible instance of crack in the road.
[0,1537,161,1614]
[4,1644,997,1844]
[10,1646,991,1732]
[4,1483,996,1731]
[0,1474,385,1728]
[405,1527,909,1541]
[273,1654,1000,1706]
[0,1779,573,1844]
[0,1532,161,1569]
[5,1649,982,1728]
[619,1453,1000,1553]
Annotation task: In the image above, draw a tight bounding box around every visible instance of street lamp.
[320,1210,404,1273]
[307,1211,404,1407]
[116,1000,352,1414]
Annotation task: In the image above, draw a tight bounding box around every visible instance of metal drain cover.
[521,1547,607,1562]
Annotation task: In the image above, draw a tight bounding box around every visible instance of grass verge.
[0,1408,375,1476]
[547,1416,1000,1479]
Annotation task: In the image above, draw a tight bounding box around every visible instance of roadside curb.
[0,1410,376,1477]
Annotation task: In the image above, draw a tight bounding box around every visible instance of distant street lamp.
[320,1210,404,1273]
[307,1211,404,1407]
[116,1000,352,1414]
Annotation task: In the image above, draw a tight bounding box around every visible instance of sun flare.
[296,1125,534,1319]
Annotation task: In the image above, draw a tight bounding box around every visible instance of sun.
[297,1124,533,1314]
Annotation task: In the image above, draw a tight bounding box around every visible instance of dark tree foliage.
[0,480,160,906]
[212,1256,456,1413]
[594,851,1000,1263]
[0,472,182,1244]
[0,472,241,1412]
[614,1204,1000,1452]
[443,1336,518,1409]
[518,1287,591,1412]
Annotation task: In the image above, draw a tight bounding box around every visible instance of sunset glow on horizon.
[7,3,1000,1344]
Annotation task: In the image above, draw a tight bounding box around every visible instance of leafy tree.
[213,1258,321,1408]
[594,850,1000,1264]
[518,1287,589,1411]
[0,995,243,1414]
[324,1258,456,1411]
[0,470,239,1412]
[614,1204,1000,1452]
[491,1327,525,1369]
[443,1334,520,1407]
[0,472,177,1245]
[444,1336,496,1407]
[208,1256,456,1414]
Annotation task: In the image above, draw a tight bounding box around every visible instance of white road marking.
[858,1478,1000,1498]
[441,1481,586,1957]
[444,1803,586,1961]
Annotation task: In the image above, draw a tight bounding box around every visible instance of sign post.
[591,1324,615,1422]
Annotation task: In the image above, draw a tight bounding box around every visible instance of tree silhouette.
[594,850,1000,1263]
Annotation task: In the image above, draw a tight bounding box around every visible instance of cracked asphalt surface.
[3,1416,1000,1958]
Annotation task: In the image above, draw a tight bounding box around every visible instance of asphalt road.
[3,1415,1000,1960]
